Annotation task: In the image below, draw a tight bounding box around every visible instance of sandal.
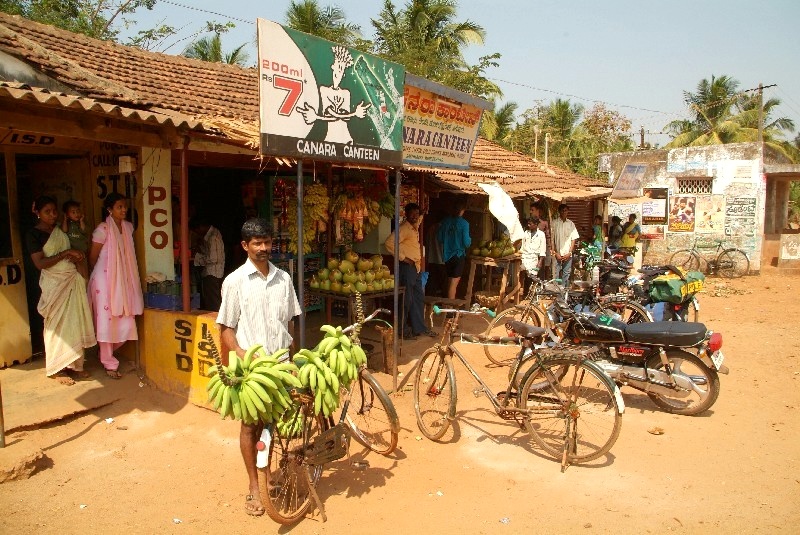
[105,369,122,380]
[70,370,91,380]
[244,494,265,516]
[52,372,76,386]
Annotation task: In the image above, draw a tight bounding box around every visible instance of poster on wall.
[641,224,665,240]
[607,200,641,222]
[642,188,668,224]
[724,197,757,237]
[402,75,488,169]
[257,19,404,166]
[694,195,726,234]
[668,195,696,232]
[612,164,647,197]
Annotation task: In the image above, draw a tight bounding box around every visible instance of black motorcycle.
[542,299,726,415]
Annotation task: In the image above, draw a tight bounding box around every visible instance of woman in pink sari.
[27,196,96,385]
[88,193,143,379]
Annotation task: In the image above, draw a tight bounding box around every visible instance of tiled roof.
[0,13,610,200]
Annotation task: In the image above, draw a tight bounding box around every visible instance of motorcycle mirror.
[626,255,635,264]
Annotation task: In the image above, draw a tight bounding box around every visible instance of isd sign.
[257,19,404,166]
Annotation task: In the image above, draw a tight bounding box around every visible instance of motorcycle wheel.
[644,350,720,415]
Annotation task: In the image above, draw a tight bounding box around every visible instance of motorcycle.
[542,299,727,415]
[626,265,701,322]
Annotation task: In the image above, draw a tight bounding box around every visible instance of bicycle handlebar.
[342,308,392,334]
[432,305,496,318]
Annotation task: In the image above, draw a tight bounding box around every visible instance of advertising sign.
[694,195,726,234]
[257,19,404,166]
[724,197,757,237]
[641,188,668,224]
[668,195,696,233]
[612,164,646,197]
[402,81,484,168]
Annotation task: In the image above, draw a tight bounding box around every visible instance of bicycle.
[414,304,624,471]
[257,308,400,524]
[669,239,749,278]
[482,278,652,366]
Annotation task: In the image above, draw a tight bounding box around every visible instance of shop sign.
[257,19,404,166]
[402,82,484,169]
[641,188,668,224]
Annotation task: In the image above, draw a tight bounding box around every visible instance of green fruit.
[344,250,359,264]
[330,280,342,293]
[357,258,373,272]
[370,254,383,270]
[364,269,376,283]
[342,269,358,284]
[329,268,343,282]
[338,259,355,273]
[326,258,339,270]
[318,267,330,280]
[480,247,490,256]
[355,280,367,293]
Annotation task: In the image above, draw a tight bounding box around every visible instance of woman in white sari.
[27,196,96,385]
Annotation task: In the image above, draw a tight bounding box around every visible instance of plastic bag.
[648,270,704,304]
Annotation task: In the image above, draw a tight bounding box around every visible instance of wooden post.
[180,137,190,312]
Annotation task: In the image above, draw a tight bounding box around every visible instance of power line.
[158,0,253,25]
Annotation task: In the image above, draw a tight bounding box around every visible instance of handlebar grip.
[487,309,496,318]
[432,305,442,315]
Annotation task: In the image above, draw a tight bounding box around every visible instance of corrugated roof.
[0,81,213,132]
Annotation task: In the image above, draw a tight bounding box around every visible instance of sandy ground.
[1,267,799,534]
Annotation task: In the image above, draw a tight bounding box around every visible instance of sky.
[122,0,800,148]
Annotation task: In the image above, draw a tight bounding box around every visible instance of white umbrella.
[477,181,525,242]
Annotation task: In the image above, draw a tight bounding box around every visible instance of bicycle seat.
[505,320,546,340]
[624,321,707,347]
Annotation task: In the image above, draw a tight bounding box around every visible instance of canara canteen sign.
[257,18,404,166]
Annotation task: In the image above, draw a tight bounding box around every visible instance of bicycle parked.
[669,238,749,278]
[257,308,400,524]
[414,304,624,471]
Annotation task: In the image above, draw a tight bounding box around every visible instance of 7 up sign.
[257,19,404,166]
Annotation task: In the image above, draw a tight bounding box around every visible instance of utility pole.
[757,83,764,148]
[640,126,645,149]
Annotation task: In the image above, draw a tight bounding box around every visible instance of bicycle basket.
[648,270,705,304]
[305,423,351,465]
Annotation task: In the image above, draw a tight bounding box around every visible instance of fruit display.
[330,181,395,242]
[292,324,368,417]
[287,183,329,254]
[470,234,517,259]
[206,346,302,424]
[309,250,394,294]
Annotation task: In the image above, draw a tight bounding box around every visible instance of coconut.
[327,257,339,271]
[338,259,355,273]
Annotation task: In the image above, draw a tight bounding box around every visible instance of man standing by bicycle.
[551,204,580,285]
[216,218,301,517]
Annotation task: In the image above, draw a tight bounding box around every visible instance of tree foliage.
[285,0,361,47]
[182,23,249,66]
[1,0,157,41]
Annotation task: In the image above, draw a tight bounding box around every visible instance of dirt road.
[1,268,798,534]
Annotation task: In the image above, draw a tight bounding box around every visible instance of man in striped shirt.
[191,217,225,311]
[216,218,301,517]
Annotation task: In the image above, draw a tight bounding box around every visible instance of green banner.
[257,19,404,166]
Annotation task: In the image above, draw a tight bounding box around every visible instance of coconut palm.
[480,101,518,143]
[664,75,744,147]
[285,0,361,46]
[183,33,249,66]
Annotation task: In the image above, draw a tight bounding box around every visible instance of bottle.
[591,265,600,286]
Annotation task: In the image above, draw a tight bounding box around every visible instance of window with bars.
[677,178,713,194]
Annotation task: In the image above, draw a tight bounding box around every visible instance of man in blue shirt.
[437,200,471,299]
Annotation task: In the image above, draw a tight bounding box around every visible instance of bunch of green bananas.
[291,324,368,416]
[206,344,301,424]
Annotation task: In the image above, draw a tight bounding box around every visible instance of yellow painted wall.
[142,308,220,407]
[0,260,32,366]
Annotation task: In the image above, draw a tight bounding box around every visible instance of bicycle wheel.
[482,305,544,366]
[669,249,700,271]
[644,350,720,415]
[259,403,326,525]
[518,357,622,463]
[716,249,749,278]
[414,348,456,440]
[592,300,652,324]
[344,369,400,455]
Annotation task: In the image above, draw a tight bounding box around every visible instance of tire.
[260,405,326,525]
[482,305,544,366]
[518,357,622,463]
[645,350,720,415]
[414,348,456,441]
[716,249,749,278]
[670,250,700,271]
[344,369,400,455]
[592,300,652,324]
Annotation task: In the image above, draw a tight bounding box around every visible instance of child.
[61,200,89,279]
[592,215,604,251]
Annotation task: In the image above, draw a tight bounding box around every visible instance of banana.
[272,362,298,373]
[314,389,323,415]
[320,324,338,337]
[329,350,339,376]
[298,363,311,386]
[211,382,225,410]
[316,369,327,393]
[339,334,352,349]
[329,370,340,393]
[242,344,263,371]
[232,386,244,420]
[271,348,290,360]
[351,344,367,366]
[310,354,326,371]
[249,355,278,371]
[230,354,242,377]
[239,385,259,422]
[220,387,232,420]
[309,365,318,389]
[280,372,302,388]
[206,365,219,378]
[206,373,221,392]
[323,365,333,389]
[207,378,223,402]
[244,380,272,409]
[247,370,279,391]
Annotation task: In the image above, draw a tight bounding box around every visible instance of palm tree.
[480,101,518,144]
[285,0,361,46]
[664,75,744,147]
[183,33,249,66]
[372,0,485,80]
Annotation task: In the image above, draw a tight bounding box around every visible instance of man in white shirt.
[551,204,580,285]
[520,217,547,277]
[216,218,301,517]
[191,218,225,311]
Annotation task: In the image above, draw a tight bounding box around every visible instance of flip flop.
[244,494,265,517]
[52,373,76,386]
[105,369,122,380]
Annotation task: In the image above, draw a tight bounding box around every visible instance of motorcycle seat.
[505,320,546,340]
[624,321,707,347]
